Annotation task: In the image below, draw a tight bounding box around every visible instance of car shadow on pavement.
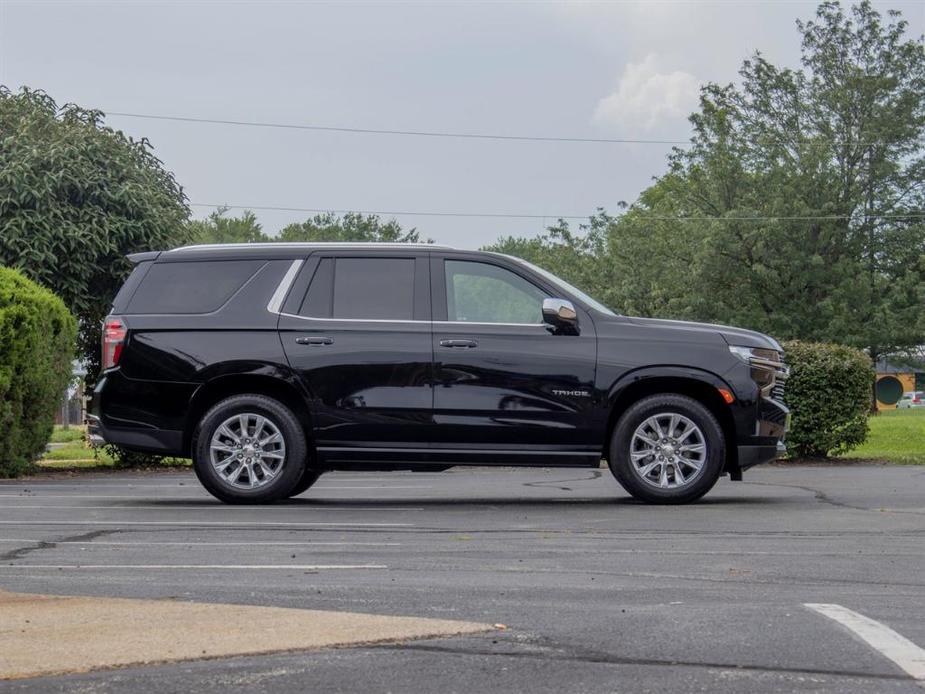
[132,495,787,508]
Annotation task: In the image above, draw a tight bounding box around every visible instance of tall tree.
[188,207,267,244]
[0,87,190,375]
[494,1,925,364]
[650,0,925,361]
[276,212,426,243]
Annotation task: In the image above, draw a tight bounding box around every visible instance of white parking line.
[805,603,925,680]
[0,483,434,490]
[0,495,211,500]
[315,486,435,490]
[0,488,434,497]
[0,539,401,547]
[0,505,424,511]
[0,520,412,528]
[0,564,387,570]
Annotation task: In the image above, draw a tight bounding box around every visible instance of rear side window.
[299,257,415,320]
[126,260,264,314]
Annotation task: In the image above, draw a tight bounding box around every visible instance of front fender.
[605,365,735,406]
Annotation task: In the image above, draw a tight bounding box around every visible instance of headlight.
[728,345,788,397]
[728,345,781,364]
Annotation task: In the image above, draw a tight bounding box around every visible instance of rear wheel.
[608,394,725,504]
[192,394,307,504]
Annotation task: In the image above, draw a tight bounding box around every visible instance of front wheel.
[608,394,725,504]
[192,394,307,504]
[288,468,323,498]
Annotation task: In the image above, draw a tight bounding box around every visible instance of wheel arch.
[184,372,313,454]
[604,367,739,474]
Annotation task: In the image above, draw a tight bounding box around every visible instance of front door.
[430,255,599,463]
[278,252,433,460]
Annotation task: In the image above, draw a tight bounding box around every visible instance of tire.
[608,394,725,504]
[289,468,323,498]
[192,394,307,504]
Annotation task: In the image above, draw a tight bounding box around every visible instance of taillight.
[102,316,127,370]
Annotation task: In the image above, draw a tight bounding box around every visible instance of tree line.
[1,1,922,375]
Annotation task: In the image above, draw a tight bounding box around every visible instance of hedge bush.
[782,341,873,458]
[0,267,77,477]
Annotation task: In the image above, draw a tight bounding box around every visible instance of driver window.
[445,260,545,324]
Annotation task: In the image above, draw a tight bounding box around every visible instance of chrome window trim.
[276,311,545,328]
[266,259,303,314]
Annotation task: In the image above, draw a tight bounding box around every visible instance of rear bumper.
[86,412,183,455]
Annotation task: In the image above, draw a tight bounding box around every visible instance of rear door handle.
[295,336,334,345]
[439,339,478,348]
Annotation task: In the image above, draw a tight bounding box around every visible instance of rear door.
[277,251,433,459]
[430,253,599,463]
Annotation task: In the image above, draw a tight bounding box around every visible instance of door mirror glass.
[542,298,578,333]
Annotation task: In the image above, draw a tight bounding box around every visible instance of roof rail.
[167,242,452,252]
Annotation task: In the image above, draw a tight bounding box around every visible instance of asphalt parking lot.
[1,464,924,693]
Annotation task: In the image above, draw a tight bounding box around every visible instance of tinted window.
[311,257,415,320]
[127,260,264,314]
[445,260,545,324]
[299,258,334,317]
[111,261,152,313]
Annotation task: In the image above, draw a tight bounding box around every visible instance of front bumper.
[732,394,789,474]
[738,441,787,470]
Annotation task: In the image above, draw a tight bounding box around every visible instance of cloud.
[593,54,700,131]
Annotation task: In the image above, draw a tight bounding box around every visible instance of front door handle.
[439,339,478,348]
[295,336,334,345]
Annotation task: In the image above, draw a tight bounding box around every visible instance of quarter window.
[445,260,545,324]
[127,260,264,314]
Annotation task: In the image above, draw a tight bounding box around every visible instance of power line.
[106,110,915,148]
[190,202,925,222]
[190,203,589,220]
[107,111,688,145]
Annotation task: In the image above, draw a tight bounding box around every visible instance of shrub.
[0,267,77,476]
[782,341,873,458]
[102,443,186,468]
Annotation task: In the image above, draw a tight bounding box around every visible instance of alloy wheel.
[209,412,287,490]
[629,412,707,489]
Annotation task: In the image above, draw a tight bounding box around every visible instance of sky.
[1,0,923,249]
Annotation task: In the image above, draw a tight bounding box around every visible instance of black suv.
[89,243,789,504]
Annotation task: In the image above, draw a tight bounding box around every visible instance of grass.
[41,427,115,468]
[838,408,925,465]
[38,426,189,470]
[49,427,86,444]
[36,410,925,472]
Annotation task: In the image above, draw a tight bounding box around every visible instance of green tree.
[188,207,267,244]
[492,1,925,367]
[636,0,925,362]
[0,87,190,376]
[276,212,426,243]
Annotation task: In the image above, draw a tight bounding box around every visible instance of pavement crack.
[383,640,913,683]
[744,480,925,517]
[523,470,602,491]
[0,529,115,562]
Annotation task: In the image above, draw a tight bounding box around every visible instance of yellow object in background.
[875,372,917,410]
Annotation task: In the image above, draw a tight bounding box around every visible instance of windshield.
[505,256,618,317]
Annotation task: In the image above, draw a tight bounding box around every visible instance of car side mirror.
[542,298,579,334]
